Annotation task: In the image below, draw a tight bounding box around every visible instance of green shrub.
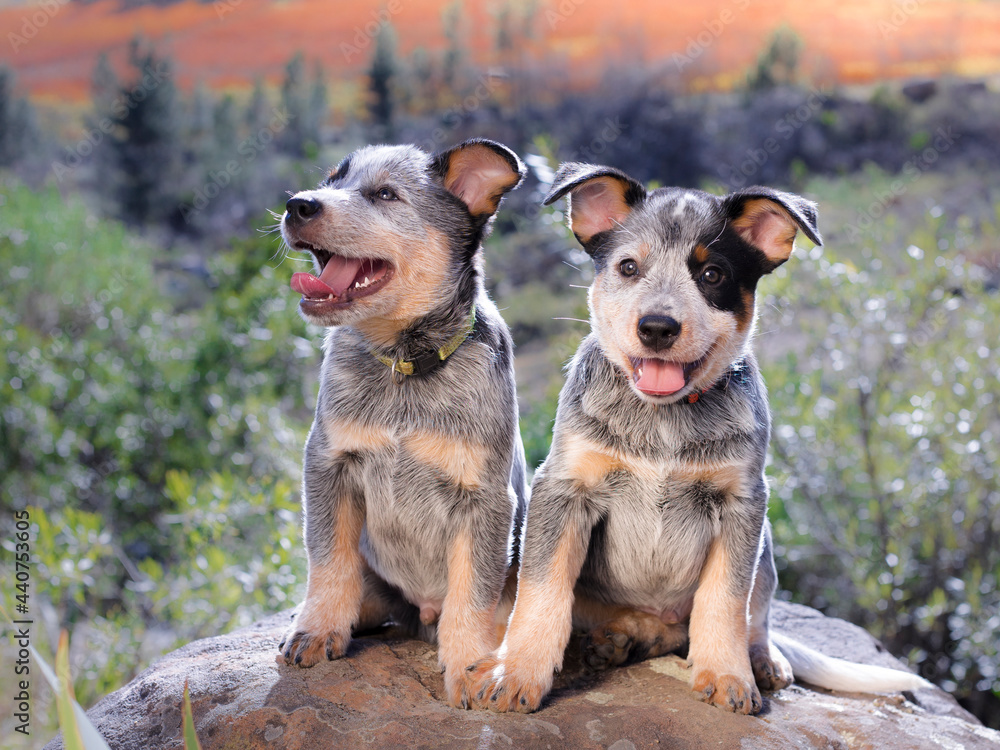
[0,178,313,743]
[759,214,1000,719]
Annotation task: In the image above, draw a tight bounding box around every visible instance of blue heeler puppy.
[467,162,931,713]
[278,139,529,709]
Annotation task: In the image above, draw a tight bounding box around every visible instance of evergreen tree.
[279,53,308,155]
[746,26,803,91]
[305,62,329,155]
[213,93,239,153]
[368,23,398,141]
[0,65,34,168]
[88,53,122,213]
[105,38,184,226]
[246,77,270,135]
[91,53,119,117]
[442,2,465,92]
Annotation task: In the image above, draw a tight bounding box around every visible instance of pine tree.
[105,38,184,226]
[442,1,464,92]
[746,26,803,91]
[368,23,398,141]
[279,53,308,155]
[305,62,329,155]
[245,78,270,135]
[0,66,34,168]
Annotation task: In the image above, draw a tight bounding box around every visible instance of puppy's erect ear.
[723,186,822,270]
[542,162,646,250]
[432,139,525,217]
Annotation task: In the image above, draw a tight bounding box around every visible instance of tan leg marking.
[438,530,499,708]
[403,429,488,490]
[575,596,688,671]
[282,499,365,667]
[687,537,761,714]
[467,528,588,713]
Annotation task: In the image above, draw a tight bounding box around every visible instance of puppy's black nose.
[638,315,681,351]
[285,197,322,225]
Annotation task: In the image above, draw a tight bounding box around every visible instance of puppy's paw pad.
[581,626,634,671]
[750,642,793,692]
[692,671,762,715]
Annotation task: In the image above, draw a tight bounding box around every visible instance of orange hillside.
[2,0,1000,102]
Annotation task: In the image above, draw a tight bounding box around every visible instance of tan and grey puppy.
[467,162,930,713]
[278,139,528,708]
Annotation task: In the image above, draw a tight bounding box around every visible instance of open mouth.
[629,355,707,397]
[289,242,393,311]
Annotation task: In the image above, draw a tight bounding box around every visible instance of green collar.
[372,307,476,378]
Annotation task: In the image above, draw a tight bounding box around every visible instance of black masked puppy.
[467,162,930,713]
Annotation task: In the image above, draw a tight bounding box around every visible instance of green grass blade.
[182,680,204,750]
[20,629,113,750]
[54,631,85,750]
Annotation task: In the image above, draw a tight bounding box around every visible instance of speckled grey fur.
[278,140,528,681]
[523,340,773,609]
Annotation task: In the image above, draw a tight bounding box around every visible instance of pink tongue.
[635,359,686,395]
[290,255,363,298]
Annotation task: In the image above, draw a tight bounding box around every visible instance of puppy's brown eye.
[619,259,639,277]
[701,266,723,285]
[376,187,398,201]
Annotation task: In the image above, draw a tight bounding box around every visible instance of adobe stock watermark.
[546,0,587,29]
[339,0,403,62]
[179,108,293,223]
[7,0,71,53]
[844,126,958,243]
[878,0,929,39]
[673,0,751,71]
[50,61,172,182]
[716,86,830,189]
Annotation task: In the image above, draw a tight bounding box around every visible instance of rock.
[46,601,999,750]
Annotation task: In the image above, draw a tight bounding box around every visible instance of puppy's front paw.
[466,654,552,713]
[444,667,474,710]
[750,641,793,692]
[278,622,350,668]
[692,668,762,715]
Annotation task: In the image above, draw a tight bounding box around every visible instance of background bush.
[758,205,1000,720]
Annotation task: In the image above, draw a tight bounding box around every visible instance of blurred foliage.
[759,212,1000,722]
[0,181,311,545]
[0,179,311,743]
[746,25,803,91]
